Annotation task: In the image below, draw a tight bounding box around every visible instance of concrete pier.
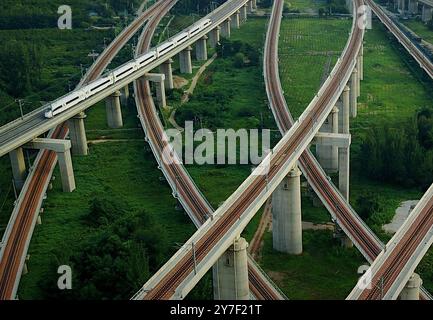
[341,86,350,134]
[179,46,193,74]
[316,107,339,173]
[9,147,27,191]
[106,91,123,129]
[121,85,129,105]
[24,138,76,192]
[409,0,418,14]
[145,73,167,109]
[349,68,358,118]
[214,237,249,300]
[248,0,254,13]
[220,18,231,38]
[338,146,350,201]
[422,4,433,22]
[399,273,422,300]
[253,0,257,9]
[209,26,221,48]
[272,166,303,255]
[160,58,174,90]
[57,149,75,193]
[232,11,241,29]
[358,47,364,81]
[240,4,248,22]
[196,35,208,61]
[67,112,88,156]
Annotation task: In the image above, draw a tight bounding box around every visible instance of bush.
[355,193,383,221]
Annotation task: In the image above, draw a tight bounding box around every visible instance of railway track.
[134,0,370,300]
[0,0,172,300]
[266,0,433,300]
[346,0,433,300]
[133,1,284,300]
[365,0,433,79]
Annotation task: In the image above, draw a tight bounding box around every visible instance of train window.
[66,96,80,105]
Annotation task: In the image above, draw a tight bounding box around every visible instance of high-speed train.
[44,19,212,118]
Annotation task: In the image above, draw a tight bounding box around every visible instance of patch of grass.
[275,15,433,297]
[260,230,364,299]
[402,19,433,44]
[18,116,196,299]
[279,17,352,118]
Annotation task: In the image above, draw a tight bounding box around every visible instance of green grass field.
[402,19,433,44]
[273,16,433,296]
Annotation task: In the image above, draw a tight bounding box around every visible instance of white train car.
[137,50,157,66]
[172,32,189,46]
[156,41,175,58]
[85,74,115,96]
[44,89,87,118]
[189,19,212,38]
[44,19,214,119]
[113,61,139,82]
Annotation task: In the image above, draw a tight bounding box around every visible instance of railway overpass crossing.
[1,0,433,300]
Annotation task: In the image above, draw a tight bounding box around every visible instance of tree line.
[39,194,168,300]
[359,107,433,190]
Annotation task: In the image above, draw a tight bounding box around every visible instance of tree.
[355,193,383,221]
[233,52,246,68]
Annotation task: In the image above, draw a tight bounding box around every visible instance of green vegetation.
[359,110,433,190]
[0,0,142,29]
[402,19,433,44]
[275,16,433,296]
[278,0,349,14]
[260,230,364,299]
[18,99,196,299]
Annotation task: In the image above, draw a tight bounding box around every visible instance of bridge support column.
[179,46,193,74]
[316,106,339,173]
[358,44,364,81]
[160,58,174,90]
[253,0,257,9]
[232,11,241,29]
[145,73,167,110]
[341,86,350,134]
[121,85,129,105]
[105,90,123,129]
[248,0,254,13]
[67,112,88,156]
[409,0,418,14]
[349,68,358,118]
[337,146,352,248]
[57,149,75,193]
[24,138,76,192]
[214,236,249,300]
[400,273,422,300]
[209,26,221,48]
[220,18,231,38]
[422,4,433,22]
[241,5,248,22]
[272,166,303,255]
[9,147,27,192]
[196,35,208,61]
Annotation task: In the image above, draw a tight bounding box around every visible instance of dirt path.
[181,53,217,104]
[168,53,217,130]
[248,198,335,260]
[249,199,272,260]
